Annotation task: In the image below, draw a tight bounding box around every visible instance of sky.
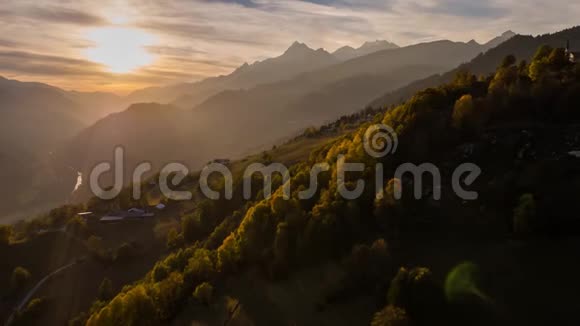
[0,0,578,94]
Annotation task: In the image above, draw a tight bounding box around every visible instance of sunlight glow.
[109,14,130,25]
[85,27,156,74]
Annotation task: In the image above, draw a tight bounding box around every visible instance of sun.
[85,27,156,74]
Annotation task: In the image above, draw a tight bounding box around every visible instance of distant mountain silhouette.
[127,40,404,108]
[127,42,339,108]
[0,77,127,222]
[370,26,580,109]
[333,40,399,61]
[483,30,517,50]
[63,37,498,203]
[0,30,521,220]
[192,38,501,129]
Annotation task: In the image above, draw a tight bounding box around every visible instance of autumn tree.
[152,272,184,320]
[193,282,213,305]
[529,45,553,81]
[387,267,445,324]
[166,228,184,250]
[0,225,12,245]
[371,305,410,326]
[513,193,536,235]
[184,248,216,285]
[11,266,31,290]
[87,235,109,261]
[501,54,516,68]
[375,178,404,236]
[152,262,170,282]
[66,216,88,238]
[451,94,480,131]
[14,297,48,325]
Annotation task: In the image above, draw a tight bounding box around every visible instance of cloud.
[0,0,578,93]
[201,0,257,7]
[0,50,94,66]
[0,50,103,75]
[412,0,506,18]
[138,21,273,47]
[301,0,392,9]
[25,6,106,25]
[0,4,105,26]
[0,38,21,48]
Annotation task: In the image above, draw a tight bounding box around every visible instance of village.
[74,203,166,224]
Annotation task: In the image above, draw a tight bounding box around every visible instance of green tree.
[87,235,108,260]
[529,45,554,81]
[153,272,184,320]
[547,48,569,68]
[513,193,536,234]
[451,94,478,131]
[166,228,184,250]
[501,54,517,68]
[0,224,12,245]
[182,203,216,242]
[11,266,31,290]
[387,267,441,321]
[217,234,241,272]
[87,284,158,326]
[68,312,88,326]
[14,297,48,325]
[66,216,88,238]
[444,261,487,302]
[98,278,113,301]
[115,242,138,261]
[371,305,409,326]
[304,126,318,138]
[193,282,213,305]
[453,70,476,88]
[532,45,553,62]
[152,262,170,282]
[184,248,216,284]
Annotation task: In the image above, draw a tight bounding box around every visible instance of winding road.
[4,257,85,326]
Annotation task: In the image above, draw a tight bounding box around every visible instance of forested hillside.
[370,26,580,109]
[63,45,580,325]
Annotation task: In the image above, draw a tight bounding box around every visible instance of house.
[128,208,145,215]
[127,208,155,218]
[99,214,125,223]
[565,40,580,63]
[99,208,154,223]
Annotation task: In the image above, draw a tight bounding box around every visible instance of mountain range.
[370,27,579,108]
[60,32,516,204]
[0,77,129,222]
[0,30,519,221]
[332,40,399,61]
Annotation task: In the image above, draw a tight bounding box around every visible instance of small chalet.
[99,208,154,223]
[566,40,580,63]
